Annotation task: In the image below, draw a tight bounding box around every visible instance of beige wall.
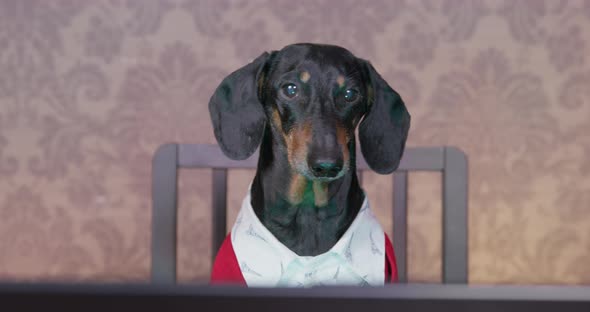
[1,0,590,284]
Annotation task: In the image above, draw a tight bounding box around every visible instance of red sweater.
[211,233,398,285]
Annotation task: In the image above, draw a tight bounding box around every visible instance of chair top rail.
[172,143,448,171]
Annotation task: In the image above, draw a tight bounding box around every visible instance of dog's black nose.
[310,159,343,178]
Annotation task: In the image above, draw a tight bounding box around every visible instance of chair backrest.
[151,144,468,284]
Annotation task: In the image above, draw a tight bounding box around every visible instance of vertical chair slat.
[442,147,468,284]
[393,171,408,283]
[211,168,228,264]
[151,143,179,284]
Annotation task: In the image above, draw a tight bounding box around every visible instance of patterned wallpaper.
[1,0,590,284]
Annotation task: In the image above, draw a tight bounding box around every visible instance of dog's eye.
[281,83,299,99]
[344,89,359,102]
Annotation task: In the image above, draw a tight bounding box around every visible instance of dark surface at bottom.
[2,283,590,312]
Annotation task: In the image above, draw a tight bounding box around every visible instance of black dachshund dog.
[209,43,410,287]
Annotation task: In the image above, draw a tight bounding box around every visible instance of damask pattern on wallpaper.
[1,0,590,283]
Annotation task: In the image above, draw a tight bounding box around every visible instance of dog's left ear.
[209,52,272,160]
[359,61,411,174]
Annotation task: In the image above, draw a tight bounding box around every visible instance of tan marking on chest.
[313,181,328,207]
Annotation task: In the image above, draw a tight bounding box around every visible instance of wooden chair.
[151,144,468,284]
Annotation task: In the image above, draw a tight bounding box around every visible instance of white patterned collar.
[231,190,385,287]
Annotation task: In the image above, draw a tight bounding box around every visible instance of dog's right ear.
[209,52,272,160]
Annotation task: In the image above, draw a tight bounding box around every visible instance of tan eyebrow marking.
[336,75,345,88]
[300,71,311,83]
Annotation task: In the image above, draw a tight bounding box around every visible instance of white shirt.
[231,191,385,287]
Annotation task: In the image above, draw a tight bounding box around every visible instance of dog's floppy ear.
[359,61,411,174]
[209,52,271,160]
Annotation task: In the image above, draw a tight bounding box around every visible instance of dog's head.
[209,43,410,179]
